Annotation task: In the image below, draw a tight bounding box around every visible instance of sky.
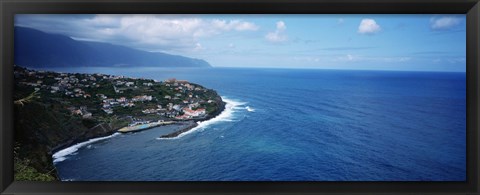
[15,14,466,72]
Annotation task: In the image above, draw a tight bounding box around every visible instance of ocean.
[48,67,466,181]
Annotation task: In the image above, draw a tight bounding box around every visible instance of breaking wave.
[157,97,245,140]
[52,133,120,163]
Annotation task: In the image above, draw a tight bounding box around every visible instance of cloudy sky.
[15,14,466,72]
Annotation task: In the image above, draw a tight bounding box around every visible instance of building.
[175,107,206,119]
[102,108,113,114]
[132,95,152,102]
[125,82,135,87]
[117,97,127,103]
[165,78,176,83]
[82,112,92,119]
[182,107,206,117]
[173,104,182,111]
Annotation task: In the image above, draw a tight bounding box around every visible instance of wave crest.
[157,97,244,140]
[52,133,120,163]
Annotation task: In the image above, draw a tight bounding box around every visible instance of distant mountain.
[14,26,211,68]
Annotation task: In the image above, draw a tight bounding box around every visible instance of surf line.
[157,97,245,140]
[52,133,120,163]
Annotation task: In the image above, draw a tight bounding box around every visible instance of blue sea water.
[49,67,466,181]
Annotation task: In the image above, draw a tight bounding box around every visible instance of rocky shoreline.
[51,97,225,154]
[48,97,225,180]
[159,121,199,138]
[158,96,226,138]
[50,123,118,155]
[55,97,225,152]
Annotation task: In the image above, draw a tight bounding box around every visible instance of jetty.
[118,120,175,133]
[159,121,198,138]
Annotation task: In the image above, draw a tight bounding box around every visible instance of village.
[14,65,223,131]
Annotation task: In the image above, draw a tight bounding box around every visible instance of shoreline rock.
[50,123,118,154]
[159,121,199,138]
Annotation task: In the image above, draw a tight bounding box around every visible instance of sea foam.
[52,133,120,163]
[157,97,245,140]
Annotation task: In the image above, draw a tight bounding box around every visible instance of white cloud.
[265,33,287,43]
[385,57,411,62]
[26,14,259,53]
[358,19,381,35]
[430,16,462,30]
[433,57,465,64]
[292,56,321,62]
[86,15,121,28]
[276,21,286,31]
[193,43,205,51]
[211,19,259,31]
[346,54,354,61]
[334,54,358,62]
[334,54,410,63]
[265,21,288,43]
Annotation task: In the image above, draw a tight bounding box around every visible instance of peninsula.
[13,65,225,181]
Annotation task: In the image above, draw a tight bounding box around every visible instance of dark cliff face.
[14,100,128,180]
[14,97,225,181]
[14,101,81,179]
[14,26,212,68]
[210,94,227,119]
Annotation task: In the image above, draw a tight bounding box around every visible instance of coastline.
[117,121,176,133]
[159,121,199,138]
[51,97,226,164]
[52,133,121,163]
[157,97,244,140]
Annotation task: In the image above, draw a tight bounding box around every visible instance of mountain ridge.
[14,26,211,68]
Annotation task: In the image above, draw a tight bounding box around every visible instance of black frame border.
[1,0,479,194]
